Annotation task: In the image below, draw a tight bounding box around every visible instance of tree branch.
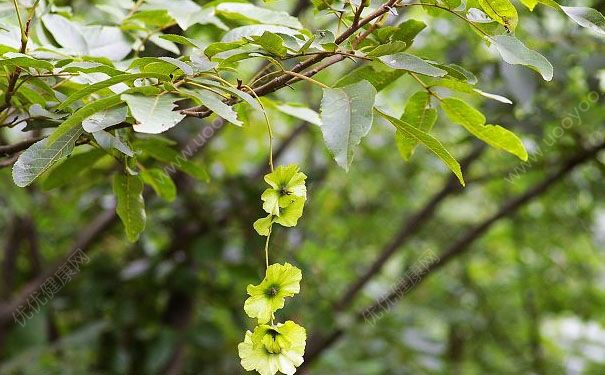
[0,0,38,112]
[300,140,605,370]
[333,145,485,312]
[182,0,400,118]
[0,136,43,157]
[0,208,116,325]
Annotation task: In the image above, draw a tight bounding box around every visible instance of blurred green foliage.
[2,0,605,374]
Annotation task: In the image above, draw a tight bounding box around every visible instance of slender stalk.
[281,71,330,89]
[264,227,272,269]
[11,0,24,40]
[245,85,275,172]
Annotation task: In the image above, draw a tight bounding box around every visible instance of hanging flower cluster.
[239,165,308,375]
[253,165,307,236]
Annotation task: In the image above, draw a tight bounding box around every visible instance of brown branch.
[2,1,398,165]
[252,0,399,97]
[182,0,400,118]
[352,1,367,28]
[1,217,23,300]
[0,0,38,112]
[300,140,605,370]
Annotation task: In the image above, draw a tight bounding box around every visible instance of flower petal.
[254,214,274,236]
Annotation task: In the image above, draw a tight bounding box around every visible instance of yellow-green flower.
[261,165,307,216]
[244,263,302,324]
[254,196,305,236]
[238,321,307,375]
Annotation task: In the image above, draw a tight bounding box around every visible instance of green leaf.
[159,34,205,48]
[12,126,84,187]
[250,32,288,57]
[82,106,128,133]
[216,2,303,29]
[520,0,538,11]
[561,6,605,35]
[48,87,160,146]
[472,89,513,104]
[537,0,559,9]
[379,110,465,186]
[42,14,131,60]
[274,103,322,126]
[122,94,186,134]
[396,92,438,160]
[157,57,194,76]
[319,80,377,171]
[149,34,181,54]
[0,52,54,71]
[379,53,448,77]
[366,41,407,57]
[113,174,146,242]
[141,0,214,30]
[222,25,301,43]
[391,19,427,45]
[41,14,87,55]
[184,89,242,126]
[440,97,528,160]
[42,149,106,190]
[492,35,553,81]
[55,73,168,111]
[335,64,405,91]
[196,79,262,111]
[48,95,123,145]
[375,19,427,46]
[478,0,518,31]
[92,130,134,157]
[140,168,177,202]
[205,41,244,58]
[434,63,477,84]
[190,54,218,73]
[135,139,210,182]
[59,61,124,76]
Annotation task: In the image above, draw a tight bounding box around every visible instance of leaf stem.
[264,226,272,269]
[409,72,443,100]
[281,70,330,89]
[244,85,274,172]
[12,0,24,40]
[405,3,491,39]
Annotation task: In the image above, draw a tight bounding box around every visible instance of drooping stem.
[264,226,273,269]
[246,86,274,172]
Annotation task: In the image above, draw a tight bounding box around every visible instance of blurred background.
[2,0,605,374]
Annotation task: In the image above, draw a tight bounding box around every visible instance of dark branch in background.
[1,217,23,300]
[0,208,116,325]
[0,135,92,169]
[300,140,605,371]
[0,136,43,157]
[0,216,23,357]
[333,145,485,312]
